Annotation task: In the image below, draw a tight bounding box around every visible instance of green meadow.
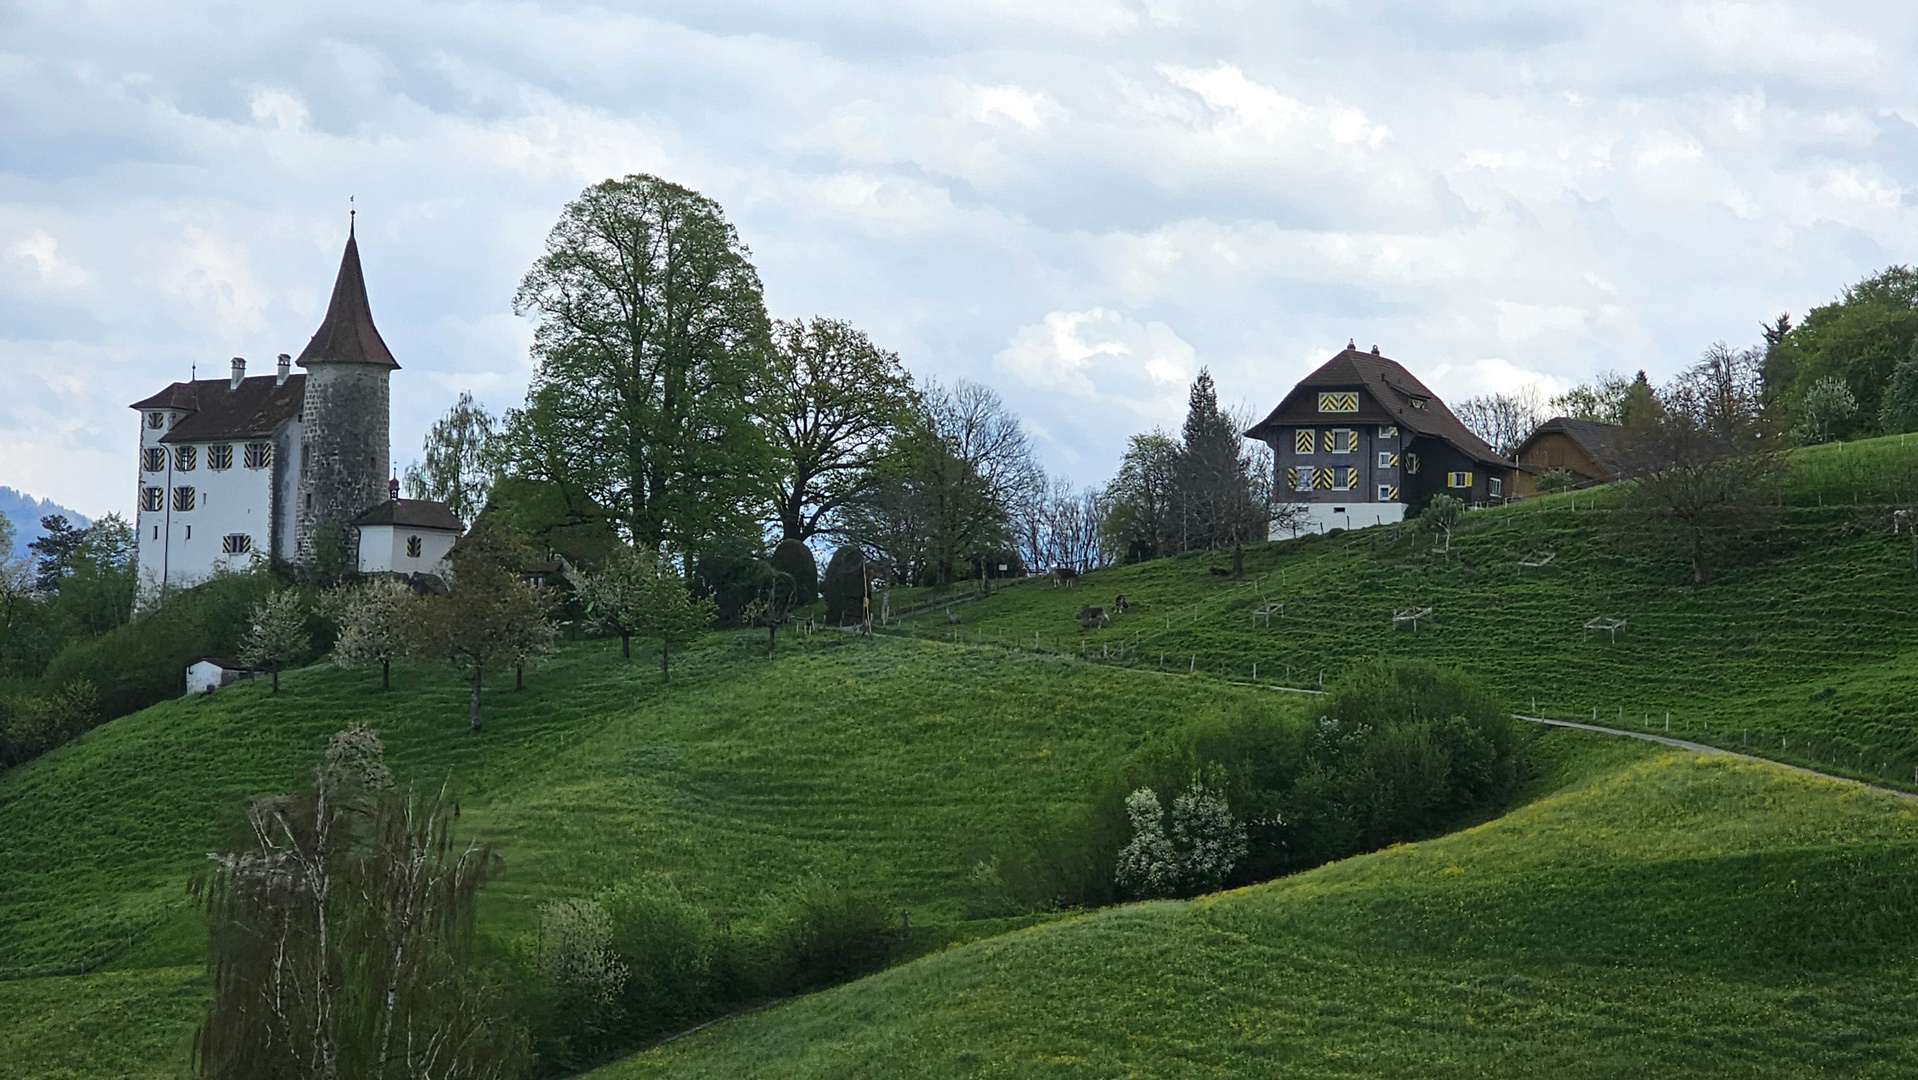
[5,435,1918,1077]
[887,433,1918,783]
[599,733,1918,1079]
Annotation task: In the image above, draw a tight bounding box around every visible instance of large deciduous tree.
[404,392,499,523]
[843,381,1043,586]
[764,317,917,543]
[1101,430,1181,562]
[505,174,774,552]
[1454,389,1546,458]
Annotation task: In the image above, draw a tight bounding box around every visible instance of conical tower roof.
[295,223,399,369]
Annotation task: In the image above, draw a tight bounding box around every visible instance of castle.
[130,225,461,591]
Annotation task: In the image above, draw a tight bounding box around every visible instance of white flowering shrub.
[1114,788,1179,898]
[1114,781,1247,899]
[539,897,629,1032]
[1171,781,1248,893]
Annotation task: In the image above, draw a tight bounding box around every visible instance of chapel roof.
[351,498,464,531]
[1244,346,1506,465]
[129,374,307,444]
[295,224,399,370]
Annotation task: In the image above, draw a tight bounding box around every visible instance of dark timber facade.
[1244,345,1510,535]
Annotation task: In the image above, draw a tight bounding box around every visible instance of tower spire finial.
[349,195,355,236]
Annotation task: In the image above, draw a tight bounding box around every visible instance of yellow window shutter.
[1295,429,1314,453]
[1345,467,1359,488]
[1322,431,1334,452]
[1465,471,1474,486]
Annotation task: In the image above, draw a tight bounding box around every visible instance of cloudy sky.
[4,1,1916,519]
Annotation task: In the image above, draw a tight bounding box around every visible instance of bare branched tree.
[1453,388,1546,458]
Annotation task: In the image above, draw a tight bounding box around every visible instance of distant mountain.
[0,487,89,559]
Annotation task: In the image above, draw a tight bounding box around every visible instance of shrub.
[821,545,868,625]
[763,875,897,992]
[692,537,773,626]
[770,539,818,608]
[994,660,1528,910]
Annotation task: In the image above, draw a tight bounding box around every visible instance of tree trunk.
[621,632,631,660]
[469,666,483,732]
[380,659,390,691]
[516,663,524,691]
[660,643,670,682]
[767,618,776,655]
[271,668,280,695]
[1231,542,1244,579]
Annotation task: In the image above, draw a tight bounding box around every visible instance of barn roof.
[295,225,399,369]
[1244,346,1505,465]
[1517,416,1628,478]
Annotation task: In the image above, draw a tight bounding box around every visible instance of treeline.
[412,174,1273,597]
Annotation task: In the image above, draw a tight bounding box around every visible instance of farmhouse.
[1510,416,1627,497]
[128,223,460,590]
[1244,343,1510,535]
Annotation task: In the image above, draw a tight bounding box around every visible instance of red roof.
[295,227,399,369]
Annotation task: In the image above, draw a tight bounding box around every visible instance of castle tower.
[293,222,398,569]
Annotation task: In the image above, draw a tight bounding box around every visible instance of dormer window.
[146,411,165,429]
[1409,397,1428,410]
[207,444,233,470]
[142,448,166,473]
[173,445,197,471]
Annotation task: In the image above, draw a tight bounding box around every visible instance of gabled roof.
[128,374,307,443]
[1244,346,1505,465]
[352,499,464,531]
[129,383,203,411]
[191,657,249,671]
[1517,417,1628,478]
[295,226,399,369]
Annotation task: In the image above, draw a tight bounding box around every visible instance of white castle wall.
[135,411,279,590]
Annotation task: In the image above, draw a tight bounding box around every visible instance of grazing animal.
[1896,509,1914,534]
[1078,604,1109,630]
[1208,566,1233,577]
[1112,594,1130,614]
[1052,566,1081,587]
[946,607,962,625]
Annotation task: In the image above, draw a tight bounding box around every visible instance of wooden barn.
[1243,344,1510,535]
[1510,417,1626,497]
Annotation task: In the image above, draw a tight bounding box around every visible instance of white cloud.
[5,0,1918,511]
[995,307,1196,419]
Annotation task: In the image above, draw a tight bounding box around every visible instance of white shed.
[352,499,463,577]
[187,657,252,695]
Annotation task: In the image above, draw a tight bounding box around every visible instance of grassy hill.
[0,630,1288,1078]
[598,731,1918,1079]
[7,433,1918,1078]
[885,433,1918,787]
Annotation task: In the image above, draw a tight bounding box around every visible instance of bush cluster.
[978,659,1530,910]
[521,874,900,1076]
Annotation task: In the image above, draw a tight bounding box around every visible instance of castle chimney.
[1371,344,1380,355]
[389,477,400,501]
[276,353,291,386]
[229,356,246,390]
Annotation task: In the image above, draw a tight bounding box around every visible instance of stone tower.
[293,222,398,570]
